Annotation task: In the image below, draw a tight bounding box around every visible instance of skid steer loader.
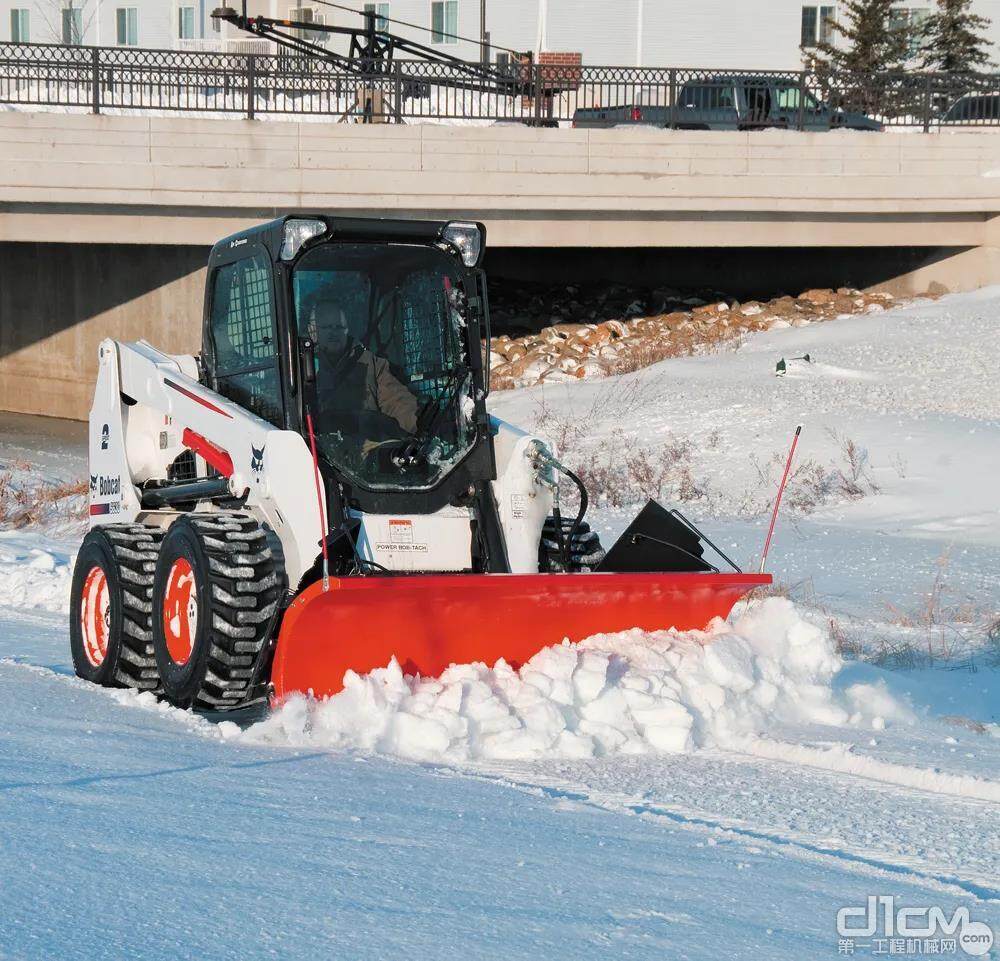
[71,215,769,711]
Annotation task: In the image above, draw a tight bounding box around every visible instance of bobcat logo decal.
[250,445,265,476]
[89,474,98,493]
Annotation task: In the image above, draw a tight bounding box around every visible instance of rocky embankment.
[488,287,910,390]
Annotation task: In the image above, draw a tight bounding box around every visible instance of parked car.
[572,74,883,131]
[940,93,1000,123]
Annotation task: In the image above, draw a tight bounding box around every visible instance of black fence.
[2,41,999,129]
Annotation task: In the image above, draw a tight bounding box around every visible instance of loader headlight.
[441,222,483,268]
[280,218,327,261]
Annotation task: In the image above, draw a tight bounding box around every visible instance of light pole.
[535,0,547,58]
[480,0,488,66]
[636,0,644,66]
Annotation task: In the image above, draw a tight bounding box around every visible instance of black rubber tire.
[70,525,164,689]
[151,513,283,710]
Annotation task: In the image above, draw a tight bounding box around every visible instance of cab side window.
[209,254,283,426]
[681,84,736,111]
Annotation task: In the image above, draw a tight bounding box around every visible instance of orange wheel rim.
[163,557,198,666]
[80,565,110,667]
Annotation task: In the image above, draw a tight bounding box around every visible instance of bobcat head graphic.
[250,445,265,475]
[89,475,98,493]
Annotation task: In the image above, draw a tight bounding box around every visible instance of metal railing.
[2,41,999,128]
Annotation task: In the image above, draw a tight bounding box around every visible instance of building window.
[890,6,930,55]
[62,6,83,44]
[178,5,196,39]
[801,5,836,46]
[364,2,389,29]
[289,6,328,43]
[819,5,836,43]
[116,7,139,45]
[801,6,817,45]
[431,0,457,44]
[10,8,29,42]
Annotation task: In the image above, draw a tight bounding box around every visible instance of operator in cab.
[301,291,420,455]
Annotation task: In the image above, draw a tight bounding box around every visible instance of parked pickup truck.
[940,93,1000,123]
[573,74,882,131]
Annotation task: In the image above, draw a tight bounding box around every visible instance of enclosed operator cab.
[200,215,511,577]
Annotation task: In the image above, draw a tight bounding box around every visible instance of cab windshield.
[293,243,477,491]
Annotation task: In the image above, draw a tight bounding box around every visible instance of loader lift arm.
[93,337,325,590]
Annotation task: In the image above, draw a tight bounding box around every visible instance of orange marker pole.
[759,425,801,574]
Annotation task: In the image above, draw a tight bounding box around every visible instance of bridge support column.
[866,242,1000,297]
[0,243,206,421]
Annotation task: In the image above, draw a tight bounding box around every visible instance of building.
[0,0,212,49]
[3,0,1000,68]
[290,0,1000,69]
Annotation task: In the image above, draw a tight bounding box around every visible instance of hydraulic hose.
[530,442,591,569]
[558,465,588,564]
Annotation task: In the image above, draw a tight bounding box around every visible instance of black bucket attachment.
[598,500,739,574]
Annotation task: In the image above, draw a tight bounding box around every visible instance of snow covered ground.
[0,291,998,960]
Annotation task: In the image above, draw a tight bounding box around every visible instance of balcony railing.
[173,38,275,55]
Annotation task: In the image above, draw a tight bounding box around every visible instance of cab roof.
[209,215,474,268]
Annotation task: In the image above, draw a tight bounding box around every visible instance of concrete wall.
[0,243,206,419]
[2,111,1000,419]
[2,112,999,251]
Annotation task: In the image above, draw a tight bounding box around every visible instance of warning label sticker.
[376,519,428,555]
[511,494,527,519]
[389,519,414,545]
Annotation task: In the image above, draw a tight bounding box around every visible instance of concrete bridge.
[2,110,999,419]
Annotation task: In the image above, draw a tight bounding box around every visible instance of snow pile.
[0,534,73,613]
[244,598,909,762]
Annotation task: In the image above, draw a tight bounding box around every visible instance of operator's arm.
[369,355,420,434]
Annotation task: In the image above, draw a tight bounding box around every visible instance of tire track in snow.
[8,648,1000,812]
[458,766,1000,905]
[7,652,999,903]
[0,656,224,739]
[719,736,1000,803]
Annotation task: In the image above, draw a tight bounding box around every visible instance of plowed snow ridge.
[242,598,917,763]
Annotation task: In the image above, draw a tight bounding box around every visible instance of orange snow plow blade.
[271,571,771,702]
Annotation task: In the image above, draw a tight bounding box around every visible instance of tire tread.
[101,524,164,690]
[187,514,283,710]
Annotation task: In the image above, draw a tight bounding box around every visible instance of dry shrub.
[828,617,863,660]
[571,429,707,509]
[827,429,880,500]
[874,551,998,667]
[885,550,981,629]
[608,340,683,377]
[0,469,87,529]
[0,470,31,519]
[531,390,709,508]
[747,453,831,515]
[987,620,1000,667]
[531,374,663,452]
[747,575,818,602]
[746,433,880,517]
[866,635,936,670]
[610,324,748,378]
